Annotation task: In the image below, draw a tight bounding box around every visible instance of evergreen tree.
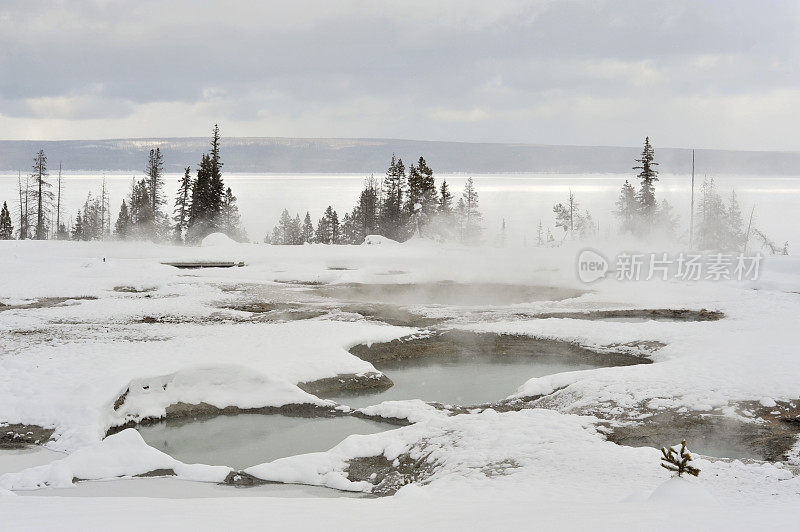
[186,126,227,242]
[145,147,165,230]
[329,207,340,244]
[115,200,131,240]
[633,136,659,224]
[340,212,359,244]
[615,180,637,234]
[378,155,407,241]
[461,177,482,244]
[314,206,340,244]
[221,187,244,241]
[289,213,302,245]
[655,199,679,237]
[208,124,225,226]
[173,166,193,243]
[314,215,330,244]
[554,191,595,240]
[725,190,744,250]
[455,197,466,242]
[31,149,53,240]
[695,180,745,250]
[71,210,84,241]
[56,223,68,240]
[438,179,453,214]
[405,156,437,237]
[128,178,153,238]
[301,212,314,243]
[187,154,212,243]
[0,201,13,239]
[553,191,578,238]
[660,440,700,477]
[356,176,379,239]
[277,209,293,245]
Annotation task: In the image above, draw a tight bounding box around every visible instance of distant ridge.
[1,137,798,175]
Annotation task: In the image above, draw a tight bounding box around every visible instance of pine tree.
[0,201,13,239]
[187,154,212,243]
[460,177,482,244]
[438,179,453,214]
[173,166,193,243]
[289,213,302,245]
[455,197,466,242]
[725,190,744,250]
[115,200,131,240]
[314,206,340,244]
[655,199,679,237]
[329,207,340,244]
[633,137,659,225]
[208,124,225,227]
[378,155,407,241]
[31,149,53,240]
[71,210,84,241]
[553,191,579,239]
[356,176,379,239]
[145,148,165,231]
[301,212,314,243]
[221,187,243,241]
[277,209,293,245]
[615,180,638,234]
[340,212,359,244]
[314,215,330,244]
[695,177,743,250]
[660,440,700,477]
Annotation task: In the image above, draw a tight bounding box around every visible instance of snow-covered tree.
[0,201,13,239]
[461,177,482,244]
[115,200,131,240]
[173,167,193,243]
[301,212,314,243]
[634,136,659,225]
[31,149,53,240]
[221,187,244,241]
[378,155,407,241]
[615,180,637,234]
[661,440,700,477]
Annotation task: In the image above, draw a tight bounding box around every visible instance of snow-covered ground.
[2,237,800,530]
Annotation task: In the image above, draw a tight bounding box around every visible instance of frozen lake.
[1,172,799,249]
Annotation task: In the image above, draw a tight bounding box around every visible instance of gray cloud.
[0,0,798,149]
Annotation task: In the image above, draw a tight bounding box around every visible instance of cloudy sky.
[1,0,798,150]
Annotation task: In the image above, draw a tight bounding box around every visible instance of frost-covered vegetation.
[266,158,483,245]
[2,125,246,245]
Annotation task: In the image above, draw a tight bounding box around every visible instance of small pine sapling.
[660,439,700,477]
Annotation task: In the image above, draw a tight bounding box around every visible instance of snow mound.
[109,364,331,427]
[201,232,238,247]
[0,429,229,490]
[648,476,716,504]
[363,235,398,246]
[357,400,445,424]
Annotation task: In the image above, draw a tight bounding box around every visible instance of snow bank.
[356,400,445,424]
[200,232,239,247]
[363,235,398,245]
[0,430,229,490]
[108,365,331,428]
[244,408,798,508]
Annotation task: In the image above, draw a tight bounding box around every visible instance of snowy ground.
[2,237,800,530]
